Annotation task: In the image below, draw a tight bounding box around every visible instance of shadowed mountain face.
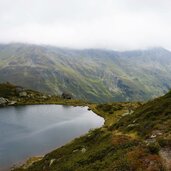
[0,43,171,102]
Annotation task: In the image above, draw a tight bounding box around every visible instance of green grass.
[13,127,164,171]
[112,91,171,138]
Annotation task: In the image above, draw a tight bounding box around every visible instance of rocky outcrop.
[9,101,17,105]
[19,91,27,97]
[15,86,24,93]
[0,97,9,106]
[61,92,73,99]
[0,97,17,106]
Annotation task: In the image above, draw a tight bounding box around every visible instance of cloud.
[0,0,171,50]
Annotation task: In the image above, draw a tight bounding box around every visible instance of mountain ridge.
[0,43,171,102]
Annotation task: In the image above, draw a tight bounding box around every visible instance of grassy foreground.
[0,83,170,171]
[13,101,169,171]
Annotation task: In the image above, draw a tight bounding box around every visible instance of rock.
[122,112,129,116]
[9,101,17,105]
[61,92,73,99]
[151,134,157,138]
[19,91,27,97]
[152,130,163,136]
[0,97,8,106]
[49,159,56,166]
[16,86,24,93]
[150,130,163,139]
[81,148,86,153]
[42,95,47,99]
[132,119,137,123]
[73,149,79,153]
[127,123,138,128]
[145,139,156,144]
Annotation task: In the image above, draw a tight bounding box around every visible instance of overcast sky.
[0,0,171,50]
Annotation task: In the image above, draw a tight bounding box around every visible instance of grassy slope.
[1,83,170,170]
[112,90,171,139]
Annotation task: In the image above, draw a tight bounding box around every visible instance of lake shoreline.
[11,104,104,171]
[0,104,104,171]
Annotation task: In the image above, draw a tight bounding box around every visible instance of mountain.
[0,43,171,102]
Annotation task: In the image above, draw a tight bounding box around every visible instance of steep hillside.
[112,90,171,139]
[0,43,171,102]
[14,91,171,171]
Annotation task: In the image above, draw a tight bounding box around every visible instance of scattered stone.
[42,95,47,99]
[152,130,163,136]
[122,112,129,116]
[19,91,27,97]
[144,138,156,145]
[16,86,24,93]
[132,119,137,123]
[61,92,73,99]
[9,101,17,105]
[150,130,163,139]
[0,97,9,106]
[127,123,138,128]
[81,148,86,153]
[151,134,157,138]
[73,149,79,153]
[49,159,56,166]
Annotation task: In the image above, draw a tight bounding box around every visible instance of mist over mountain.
[0,43,171,102]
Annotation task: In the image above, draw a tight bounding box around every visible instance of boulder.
[49,159,56,166]
[0,97,8,106]
[19,91,27,97]
[16,86,24,93]
[81,148,86,153]
[61,92,73,99]
[9,101,17,105]
[42,95,48,99]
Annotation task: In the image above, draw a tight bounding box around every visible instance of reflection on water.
[0,105,104,170]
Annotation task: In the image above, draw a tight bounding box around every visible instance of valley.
[0,44,171,102]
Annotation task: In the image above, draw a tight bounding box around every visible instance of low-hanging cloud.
[0,0,171,50]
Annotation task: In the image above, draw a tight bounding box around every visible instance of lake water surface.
[0,105,104,170]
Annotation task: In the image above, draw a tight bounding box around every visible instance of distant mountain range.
[0,43,171,102]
